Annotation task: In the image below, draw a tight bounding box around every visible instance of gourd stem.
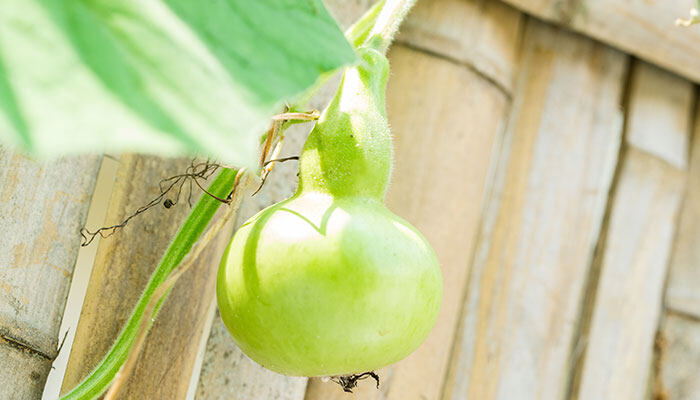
[290,0,411,108]
[345,0,386,48]
[366,0,417,54]
[60,168,239,400]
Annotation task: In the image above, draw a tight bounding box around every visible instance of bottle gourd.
[217,45,442,377]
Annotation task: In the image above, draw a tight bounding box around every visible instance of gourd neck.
[297,46,392,200]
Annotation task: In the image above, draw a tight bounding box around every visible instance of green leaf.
[0,0,355,168]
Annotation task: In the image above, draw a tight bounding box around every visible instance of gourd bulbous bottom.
[216,191,442,377]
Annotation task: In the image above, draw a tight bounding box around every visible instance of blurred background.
[1,0,699,399]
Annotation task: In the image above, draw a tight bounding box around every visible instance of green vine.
[61,168,239,400]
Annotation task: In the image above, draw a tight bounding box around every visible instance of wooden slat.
[0,337,52,400]
[0,149,100,399]
[42,156,120,400]
[666,99,700,319]
[626,63,694,170]
[573,62,692,400]
[658,313,700,400]
[500,0,700,85]
[576,149,685,400]
[397,0,523,92]
[61,155,233,398]
[305,41,511,399]
[444,21,627,400]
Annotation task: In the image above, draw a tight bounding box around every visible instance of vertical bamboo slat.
[61,155,233,398]
[305,2,521,397]
[0,150,99,399]
[573,62,692,400]
[658,97,700,398]
[665,99,700,319]
[576,148,684,399]
[382,45,509,400]
[444,21,627,400]
[625,64,693,170]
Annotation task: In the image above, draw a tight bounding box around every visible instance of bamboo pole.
[0,150,99,399]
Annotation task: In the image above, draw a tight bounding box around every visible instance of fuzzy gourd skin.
[217,46,442,377]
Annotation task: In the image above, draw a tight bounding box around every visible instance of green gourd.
[216,44,442,377]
